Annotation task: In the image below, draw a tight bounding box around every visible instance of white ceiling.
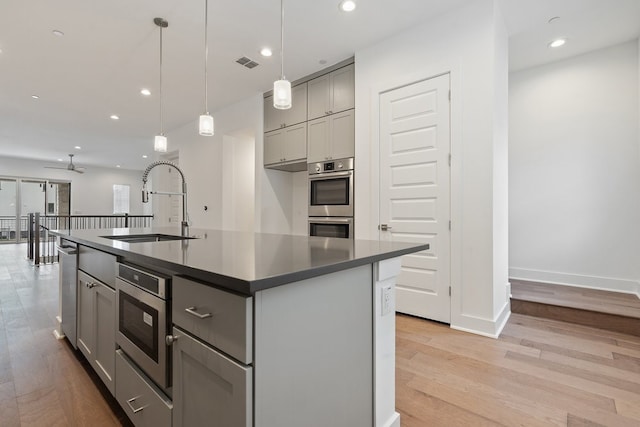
[0,0,638,171]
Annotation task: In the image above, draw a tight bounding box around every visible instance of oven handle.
[185,306,212,319]
[308,170,353,180]
[126,396,148,414]
[309,218,353,224]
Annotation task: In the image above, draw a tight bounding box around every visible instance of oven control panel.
[309,157,354,175]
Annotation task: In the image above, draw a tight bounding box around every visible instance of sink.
[101,234,197,243]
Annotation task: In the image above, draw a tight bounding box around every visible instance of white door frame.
[366,63,463,328]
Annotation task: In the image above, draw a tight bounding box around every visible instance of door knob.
[379,224,392,231]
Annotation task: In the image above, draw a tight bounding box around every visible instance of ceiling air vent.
[236,56,260,69]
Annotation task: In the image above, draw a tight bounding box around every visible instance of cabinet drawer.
[78,245,116,287]
[116,350,172,427]
[173,276,253,364]
[173,327,252,427]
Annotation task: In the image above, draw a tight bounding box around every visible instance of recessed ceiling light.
[31,95,39,99]
[74,146,81,150]
[116,165,121,168]
[339,0,356,12]
[57,158,63,162]
[549,38,566,48]
[260,47,273,57]
[319,59,327,65]
[52,30,64,37]
[140,88,151,96]
[110,115,120,120]
[142,155,148,159]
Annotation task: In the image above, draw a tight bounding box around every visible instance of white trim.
[380,412,401,427]
[510,267,640,298]
[450,300,511,339]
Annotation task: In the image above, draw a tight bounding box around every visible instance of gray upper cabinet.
[307,109,355,163]
[264,123,307,171]
[263,83,308,133]
[307,64,355,121]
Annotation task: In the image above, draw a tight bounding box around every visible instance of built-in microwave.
[308,157,354,217]
[309,217,354,239]
[116,263,171,393]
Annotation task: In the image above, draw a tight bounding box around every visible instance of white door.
[379,74,451,323]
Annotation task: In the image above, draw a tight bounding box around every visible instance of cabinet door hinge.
[449,286,451,297]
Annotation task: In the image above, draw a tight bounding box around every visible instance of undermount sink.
[101,234,197,243]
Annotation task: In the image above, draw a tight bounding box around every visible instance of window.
[113,184,130,214]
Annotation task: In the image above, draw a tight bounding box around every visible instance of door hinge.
[448,90,451,101]
[448,153,451,166]
[448,220,451,231]
[449,286,451,296]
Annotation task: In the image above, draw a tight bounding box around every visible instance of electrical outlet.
[381,285,393,316]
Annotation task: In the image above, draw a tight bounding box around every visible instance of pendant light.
[154,18,169,153]
[199,0,214,136]
[273,0,291,110]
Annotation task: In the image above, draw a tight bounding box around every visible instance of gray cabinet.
[172,276,253,364]
[172,326,252,427]
[307,109,355,163]
[264,83,308,132]
[116,350,172,427]
[264,122,307,171]
[77,270,116,395]
[307,64,355,121]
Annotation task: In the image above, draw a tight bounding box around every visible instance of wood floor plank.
[17,386,70,427]
[538,349,640,385]
[409,339,617,412]
[502,322,638,359]
[403,364,568,427]
[395,383,502,427]
[0,397,20,427]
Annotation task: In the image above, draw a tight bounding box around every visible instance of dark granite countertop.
[50,227,428,295]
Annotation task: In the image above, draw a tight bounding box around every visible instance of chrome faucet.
[142,160,189,236]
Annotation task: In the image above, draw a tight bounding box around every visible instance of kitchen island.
[51,227,428,427]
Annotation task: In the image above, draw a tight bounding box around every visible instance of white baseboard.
[509,267,640,298]
[451,300,511,339]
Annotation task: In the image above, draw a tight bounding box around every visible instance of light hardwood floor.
[2,243,639,426]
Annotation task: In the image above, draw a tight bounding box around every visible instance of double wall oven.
[308,157,354,239]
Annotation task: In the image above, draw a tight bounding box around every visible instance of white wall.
[355,0,510,336]
[509,40,640,295]
[165,93,306,235]
[165,96,257,231]
[0,156,148,216]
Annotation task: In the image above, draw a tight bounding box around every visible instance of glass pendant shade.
[273,79,292,110]
[199,114,214,136]
[154,134,168,152]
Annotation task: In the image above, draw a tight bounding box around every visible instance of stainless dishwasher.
[57,240,78,348]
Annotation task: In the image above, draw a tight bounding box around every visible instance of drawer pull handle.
[185,306,212,319]
[126,396,148,414]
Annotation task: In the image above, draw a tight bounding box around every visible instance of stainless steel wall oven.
[116,263,171,392]
[308,157,354,218]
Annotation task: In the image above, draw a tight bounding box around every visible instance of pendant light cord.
[204,0,209,114]
[159,23,164,135]
[280,0,285,80]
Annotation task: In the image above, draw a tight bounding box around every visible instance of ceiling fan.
[45,154,85,174]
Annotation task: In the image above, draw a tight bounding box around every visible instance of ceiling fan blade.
[44,166,69,170]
